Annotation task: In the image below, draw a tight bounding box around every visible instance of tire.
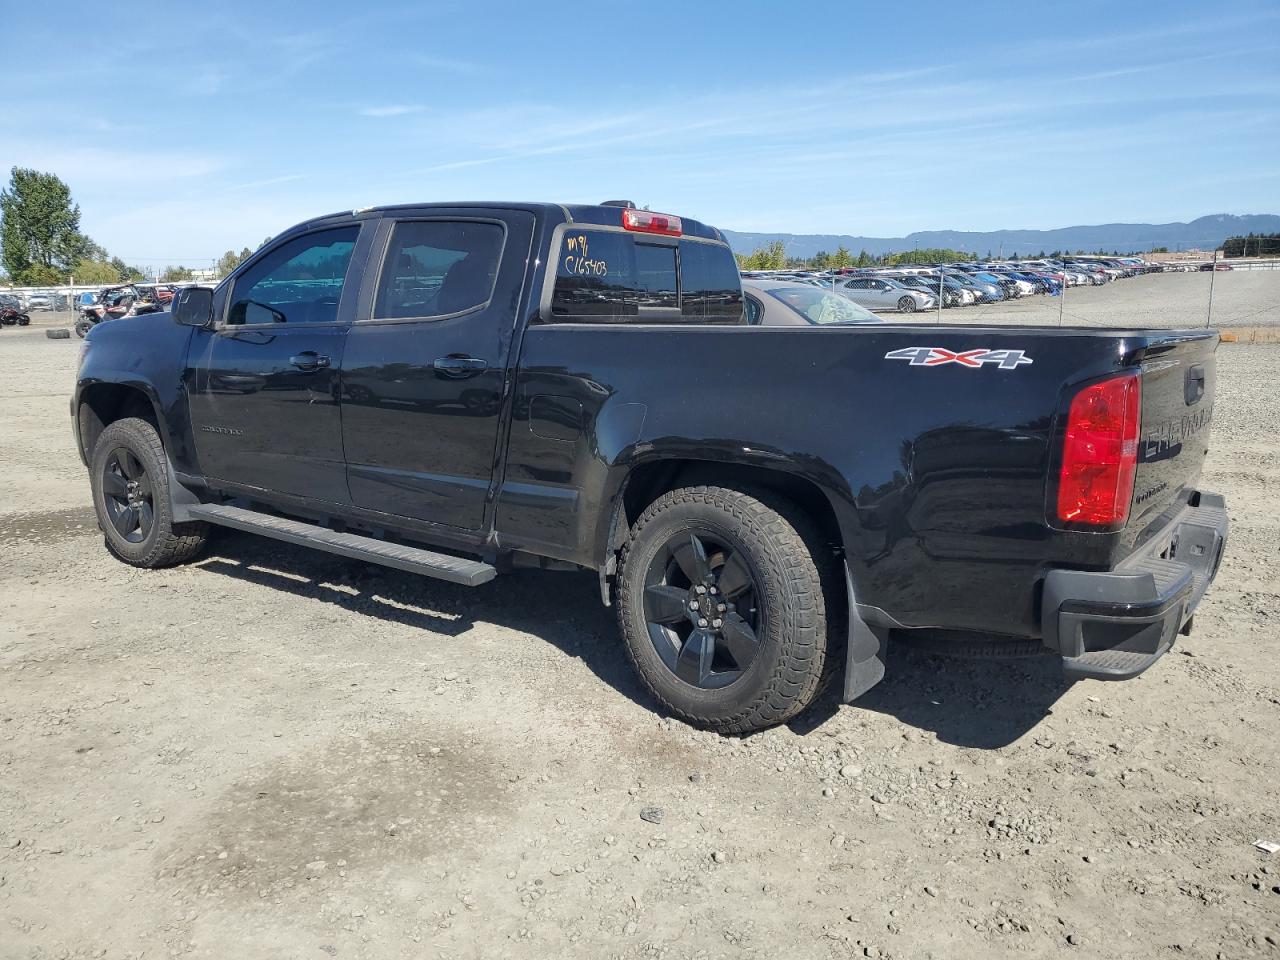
[17,314,29,326]
[90,417,208,568]
[75,319,94,338]
[898,296,917,313]
[616,485,833,734]
[45,328,71,339]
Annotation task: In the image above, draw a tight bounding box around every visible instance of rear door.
[187,224,368,503]
[340,210,535,529]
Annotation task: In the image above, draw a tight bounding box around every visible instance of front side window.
[374,220,505,320]
[764,287,882,325]
[227,227,358,325]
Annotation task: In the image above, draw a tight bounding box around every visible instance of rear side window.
[374,220,505,320]
[549,229,742,323]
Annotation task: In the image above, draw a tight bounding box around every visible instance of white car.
[839,276,935,313]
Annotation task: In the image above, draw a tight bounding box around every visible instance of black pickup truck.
[72,201,1228,733]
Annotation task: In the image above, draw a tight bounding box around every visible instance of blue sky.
[3,0,1278,268]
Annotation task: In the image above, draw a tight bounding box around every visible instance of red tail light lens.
[621,208,682,236]
[1056,373,1142,527]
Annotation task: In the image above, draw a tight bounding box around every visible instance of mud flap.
[843,563,888,701]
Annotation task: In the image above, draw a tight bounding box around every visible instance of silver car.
[840,276,935,313]
[741,278,884,326]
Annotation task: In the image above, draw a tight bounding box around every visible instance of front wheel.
[75,319,94,338]
[616,486,833,734]
[17,313,30,326]
[898,296,917,313]
[90,417,208,568]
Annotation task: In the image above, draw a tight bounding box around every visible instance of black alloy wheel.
[642,530,763,689]
[101,447,154,543]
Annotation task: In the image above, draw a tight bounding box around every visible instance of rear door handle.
[289,352,330,371]
[433,355,488,379]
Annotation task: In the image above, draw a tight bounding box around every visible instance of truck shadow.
[192,531,645,697]
[789,643,1073,749]
[195,532,1068,750]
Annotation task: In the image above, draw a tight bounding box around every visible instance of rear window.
[549,229,742,323]
[680,240,743,320]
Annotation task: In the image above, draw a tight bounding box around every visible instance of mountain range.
[721,214,1280,259]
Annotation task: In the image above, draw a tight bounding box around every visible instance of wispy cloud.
[360,104,424,117]
[227,174,305,191]
[9,142,224,184]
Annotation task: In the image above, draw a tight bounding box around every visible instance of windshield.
[764,286,881,324]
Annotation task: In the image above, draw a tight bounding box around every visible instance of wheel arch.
[76,381,167,464]
[597,456,849,594]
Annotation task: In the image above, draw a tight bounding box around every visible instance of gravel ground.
[1,293,1278,959]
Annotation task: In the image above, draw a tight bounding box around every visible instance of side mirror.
[173,286,214,328]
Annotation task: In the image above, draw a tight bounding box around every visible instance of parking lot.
[1,276,1278,959]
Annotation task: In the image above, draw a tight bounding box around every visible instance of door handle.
[433,355,489,379]
[289,352,330,371]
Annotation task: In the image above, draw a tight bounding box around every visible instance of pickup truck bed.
[72,201,1227,733]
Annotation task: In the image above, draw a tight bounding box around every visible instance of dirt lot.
[2,288,1278,959]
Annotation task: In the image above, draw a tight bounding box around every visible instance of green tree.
[161,265,195,282]
[884,247,977,266]
[216,247,254,276]
[0,167,95,278]
[830,245,852,269]
[15,264,64,285]
[110,256,145,282]
[73,259,119,284]
[855,249,873,267]
[741,240,788,271]
[811,250,831,269]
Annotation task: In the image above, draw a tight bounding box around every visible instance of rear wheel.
[90,418,208,568]
[898,296,917,313]
[616,486,832,734]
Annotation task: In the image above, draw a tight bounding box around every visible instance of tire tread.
[617,485,833,735]
[92,418,207,568]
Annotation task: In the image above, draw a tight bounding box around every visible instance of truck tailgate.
[1126,331,1218,545]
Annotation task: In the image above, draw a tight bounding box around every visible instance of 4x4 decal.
[884,346,1033,369]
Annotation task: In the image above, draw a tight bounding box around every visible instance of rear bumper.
[1041,492,1228,680]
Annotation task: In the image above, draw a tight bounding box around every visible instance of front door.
[340,211,535,529]
[187,224,366,503]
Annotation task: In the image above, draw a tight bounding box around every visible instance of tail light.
[1056,372,1142,527]
[621,208,682,236]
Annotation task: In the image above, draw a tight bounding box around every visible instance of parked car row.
[0,283,181,315]
[742,255,1162,313]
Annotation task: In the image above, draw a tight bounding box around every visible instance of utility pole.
[937,268,944,322]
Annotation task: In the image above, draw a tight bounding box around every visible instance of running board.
[188,503,497,586]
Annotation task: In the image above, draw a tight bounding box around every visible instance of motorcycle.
[0,306,31,327]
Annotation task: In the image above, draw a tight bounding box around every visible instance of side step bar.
[188,503,497,587]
